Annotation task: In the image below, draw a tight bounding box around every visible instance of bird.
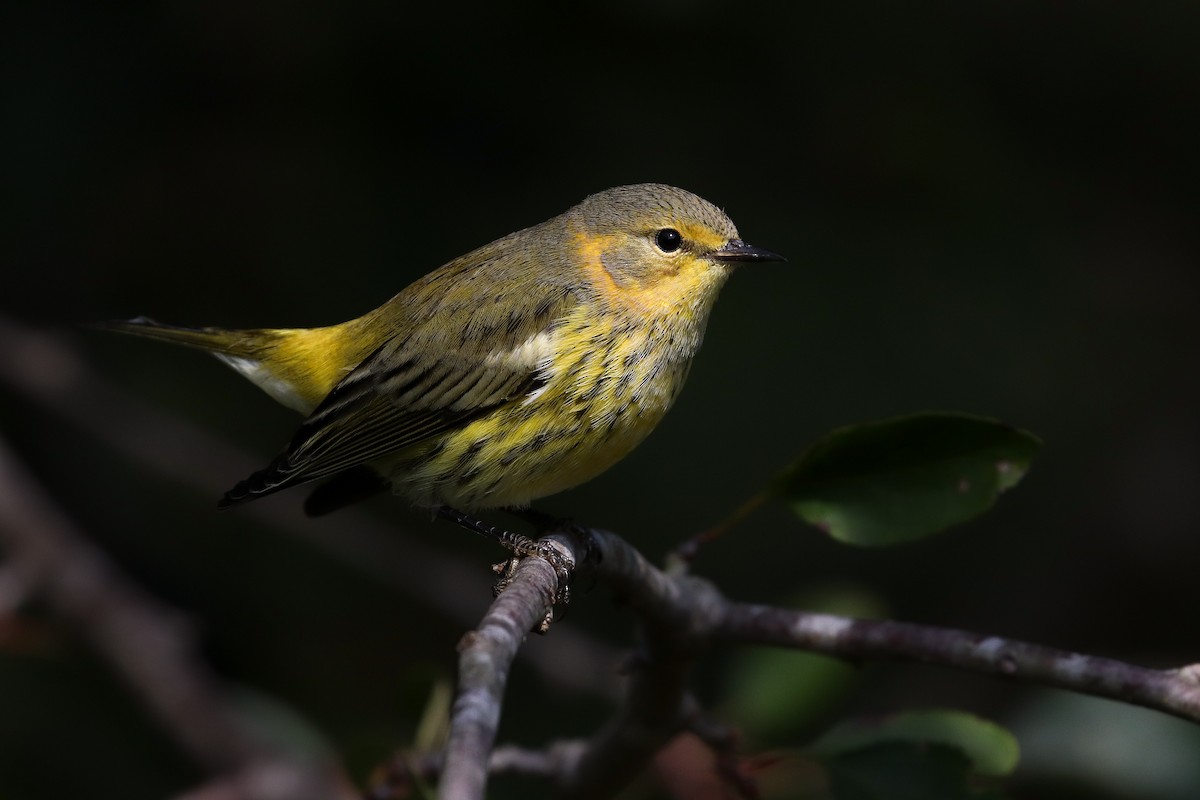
[102,183,783,578]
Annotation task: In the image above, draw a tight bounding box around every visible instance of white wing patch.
[485,330,557,369]
[480,331,559,406]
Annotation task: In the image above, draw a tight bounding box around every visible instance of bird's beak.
[711,238,787,263]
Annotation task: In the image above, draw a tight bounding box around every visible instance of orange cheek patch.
[573,229,727,317]
[575,232,625,298]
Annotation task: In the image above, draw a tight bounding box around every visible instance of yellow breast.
[384,301,694,510]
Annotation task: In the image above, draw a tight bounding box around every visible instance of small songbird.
[103,183,783,550]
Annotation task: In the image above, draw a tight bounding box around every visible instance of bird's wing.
[220,258,579,508]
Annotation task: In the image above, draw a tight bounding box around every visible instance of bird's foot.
[504,508,600,566]
[436,506,575,629]
[492,530,575,604]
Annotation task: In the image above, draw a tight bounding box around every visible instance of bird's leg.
[503,506,563,532]
[436,506,575,611]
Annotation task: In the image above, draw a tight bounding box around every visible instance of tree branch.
[581,527,1200,724]
[439,551,562,799]
[712,604,1200,722]
[436,525,1200,798]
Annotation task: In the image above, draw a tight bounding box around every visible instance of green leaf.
[775,413,1041,546]
[728,647,855,740]
[414,677,453,751]
[725,587,884,739]
[228,685,338,761]
[1010,692,1200,798]
[822,742,1008,800]
[809,709,1020,777]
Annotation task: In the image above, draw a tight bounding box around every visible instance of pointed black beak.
[711,238,787,263]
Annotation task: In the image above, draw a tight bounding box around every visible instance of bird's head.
[566,183,784,312]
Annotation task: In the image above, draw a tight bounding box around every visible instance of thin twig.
[671,487,771,566]
[369,741,589,798]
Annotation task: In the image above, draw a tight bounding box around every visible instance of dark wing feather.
[219,349,542,508]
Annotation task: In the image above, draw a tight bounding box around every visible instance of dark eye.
[655,228,683,253]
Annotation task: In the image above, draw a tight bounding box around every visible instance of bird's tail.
[95,316,275,357]
[97,316,336,414]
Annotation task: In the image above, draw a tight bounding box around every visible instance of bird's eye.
[654,228,683,253]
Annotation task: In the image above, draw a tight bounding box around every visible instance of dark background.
[4,1,1200,797]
